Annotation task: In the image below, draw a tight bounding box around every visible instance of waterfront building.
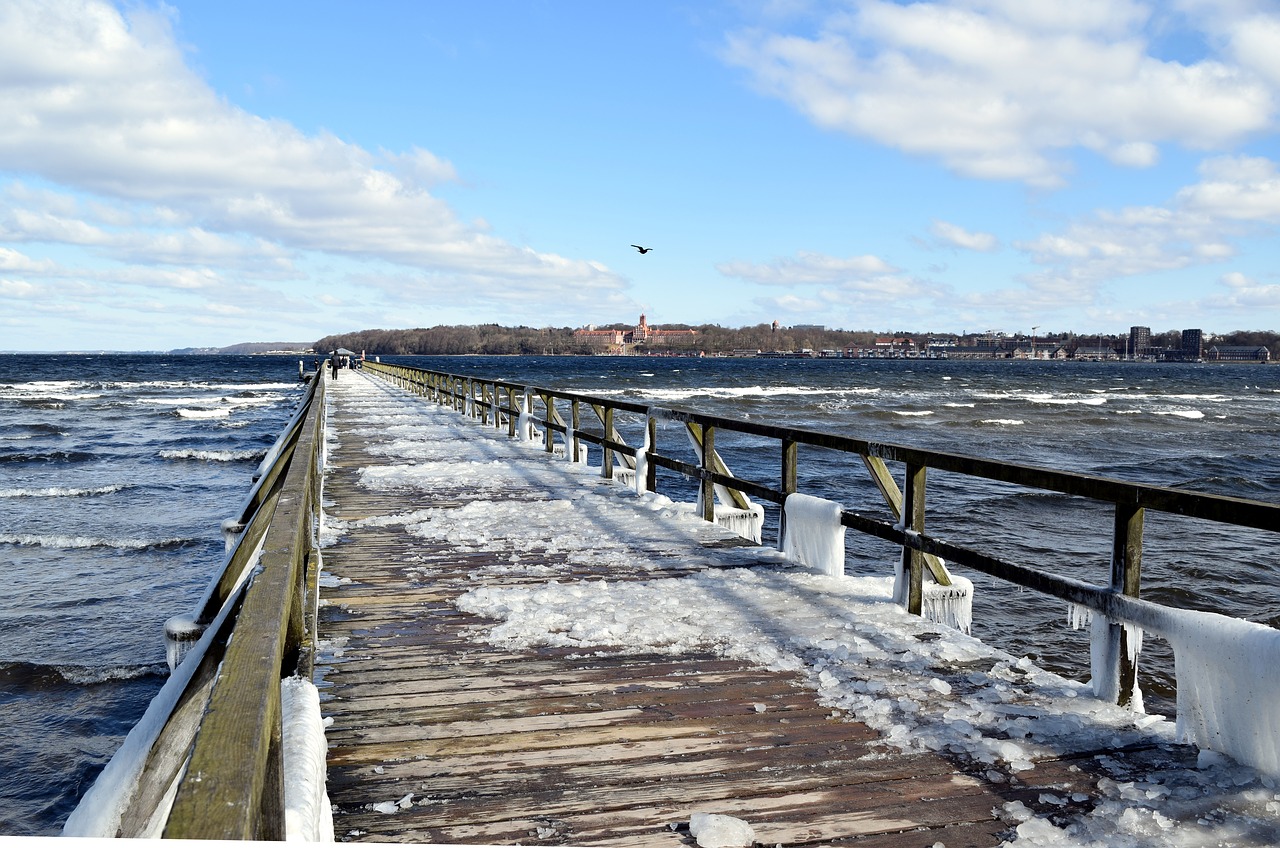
[1206,345,1271,363]
[1182,328,1203,360]
[1129,326,1151,358]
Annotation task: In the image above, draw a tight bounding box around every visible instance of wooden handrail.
[161,366,326,839]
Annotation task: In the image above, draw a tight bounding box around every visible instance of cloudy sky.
[2,0,1279,350]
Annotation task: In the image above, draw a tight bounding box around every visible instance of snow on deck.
[315,370,1280,847]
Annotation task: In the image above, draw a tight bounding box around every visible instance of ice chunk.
[689,812,755,848]
[781,492,845,576]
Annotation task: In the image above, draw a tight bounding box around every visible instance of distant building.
[573,314,696,354]
[1206,345,1271,362]
[1128,326,1150,358]
[1181,328,1203,360]
[1074,345,1121,361]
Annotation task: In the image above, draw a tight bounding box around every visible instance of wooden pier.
[316,372,1126,846]
[66,359,1280,844]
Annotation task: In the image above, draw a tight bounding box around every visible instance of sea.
[3,352,1279,835]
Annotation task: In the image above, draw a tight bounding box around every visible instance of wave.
[158,448,265,462]
[0,450,96,464]
[595,385,879,402]
[1154,409,1205,420]
[980,418,1025,426]
[893,410,934,417]
[0,659,168,687]
[0,484,128,498]
[176,408,231,419]
[0,533,193,551]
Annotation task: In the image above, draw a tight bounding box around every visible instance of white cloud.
[0,0,629,324]
[0,247,56,273]
[930,220,999,251]
[1207,270,1280,309]
[717,250,896,284]
[723,0,1276,186]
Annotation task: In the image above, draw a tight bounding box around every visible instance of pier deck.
[314,372,1169,846]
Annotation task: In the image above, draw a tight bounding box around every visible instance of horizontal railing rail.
[63,364,327,840]
[363,359,1280,711]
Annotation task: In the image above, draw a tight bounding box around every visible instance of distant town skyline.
[2,1,1280,351]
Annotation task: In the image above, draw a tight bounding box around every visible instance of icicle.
[714,504,765,544]
[781,493,845,576]
[892,556,973,634]
[1067,602,1092,631]
[921,575,974,634]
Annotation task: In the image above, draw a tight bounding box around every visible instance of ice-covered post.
[507,388,518,438]
[602,406,615,480]
[571,400,582,463]
[699,425,716,522]
[901,462,927,616]
[1104,502,1145,706]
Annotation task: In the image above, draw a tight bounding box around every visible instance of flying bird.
[631,244,653,254]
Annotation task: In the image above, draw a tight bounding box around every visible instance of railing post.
[1108,501,1144,706]
[602,406,614,479]
[700,425,716,522]
[571,400,581,462]
[901,462,926,616]
[646,415,657,492]
[780,439,797,548]
[543,393,555,453]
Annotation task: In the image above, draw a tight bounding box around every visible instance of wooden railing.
[364,360,1280,708]
[64,365,327,839]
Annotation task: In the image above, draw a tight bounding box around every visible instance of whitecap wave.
[980,418,1025,426]
[1155,409,1205,420]
[893,410,934,417]
[159,448,264,462]
[176,408,231,419]
[0,484,127,498]
[0,533,188,550]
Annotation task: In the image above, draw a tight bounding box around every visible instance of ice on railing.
[781,493,845,576]
[1167,608,1280,774]
[281,676,334,841]
[1069,599,1280,773]
[891,557,974,634]
[1068,603,1146,707]
[634,424,650,495]
[515,391,534,442]
[714,504,765,545]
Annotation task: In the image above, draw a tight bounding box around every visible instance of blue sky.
[2,0,1280,350]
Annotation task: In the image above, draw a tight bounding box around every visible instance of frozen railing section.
[362,359,1280,776]
[63,363,331,840]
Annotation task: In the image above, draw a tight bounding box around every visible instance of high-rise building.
[1181,328,1203,359]
[1129,326,1150,358]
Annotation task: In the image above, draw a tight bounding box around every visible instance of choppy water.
[3,353,1278,834]
[0,354,307,835]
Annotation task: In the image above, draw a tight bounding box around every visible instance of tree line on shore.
[314,324,1280,358]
